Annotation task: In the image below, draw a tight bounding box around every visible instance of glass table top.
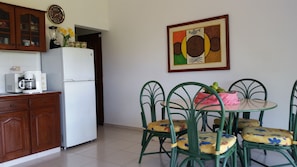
[162,99,278,113]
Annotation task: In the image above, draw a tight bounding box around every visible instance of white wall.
[0,0,109,92]
[1,0,296,130]
[0,51,41,92]
[0,0,109,31]
[102,0,297,129]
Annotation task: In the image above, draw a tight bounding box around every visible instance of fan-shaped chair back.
[228,78,267,121]
[166,82,237,167]
[140,80,165,128]
[241,80,297,167]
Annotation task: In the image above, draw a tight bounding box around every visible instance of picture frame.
[167,14,229,72]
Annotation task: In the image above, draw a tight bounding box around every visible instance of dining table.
[161,98,278,165]
[161,98,277,133]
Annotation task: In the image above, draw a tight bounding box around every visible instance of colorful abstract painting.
[167,15,229,72]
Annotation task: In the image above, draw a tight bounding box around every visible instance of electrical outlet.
[10,66,21,71]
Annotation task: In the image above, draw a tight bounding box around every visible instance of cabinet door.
[29,94,61,153]
[0,2,16,49]
[15,7,46,52]
[0,110,30,162]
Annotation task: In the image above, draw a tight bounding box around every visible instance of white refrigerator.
[41,47,97,149]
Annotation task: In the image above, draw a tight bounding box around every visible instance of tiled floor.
[11,125,289,167]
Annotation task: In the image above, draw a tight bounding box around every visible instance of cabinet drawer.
[0,99,28,112]
[29,95,58,108]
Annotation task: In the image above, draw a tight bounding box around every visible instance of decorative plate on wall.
[47,4,65,24]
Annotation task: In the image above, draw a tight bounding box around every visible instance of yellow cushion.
[147,119,187,132]
[177,132,237,154]
[242,126,293,146]
[237,118,260,129]
[213,118,225,126]
[213,118,260,129]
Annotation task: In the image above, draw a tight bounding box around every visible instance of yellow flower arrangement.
[58,27,75,47]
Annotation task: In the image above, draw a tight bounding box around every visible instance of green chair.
[138,80,187,163]
[241,80,297,167]
[213,78,267,135]
[166,82,237,167]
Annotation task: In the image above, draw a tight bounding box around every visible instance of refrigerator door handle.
[64,79,94,82]
[64,79,75,82]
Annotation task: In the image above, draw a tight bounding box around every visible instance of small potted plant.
[58,27,74,47]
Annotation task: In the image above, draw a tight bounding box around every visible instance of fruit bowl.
[195,91,240,105]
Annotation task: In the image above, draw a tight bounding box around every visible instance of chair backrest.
[228,78,267,120]
[166,82,226,154]
[140,80,165,129]
[289,80,297,140]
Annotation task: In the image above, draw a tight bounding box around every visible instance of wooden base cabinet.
[0,92,60,162]
[30,94,61,154]
[0,108,30,162]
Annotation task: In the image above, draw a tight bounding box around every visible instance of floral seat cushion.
[242,126,293,145]
[177,132,237,154]
[214,118,260,129]
[147,120,187,132]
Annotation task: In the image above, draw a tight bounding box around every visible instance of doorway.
[75,26,104,125]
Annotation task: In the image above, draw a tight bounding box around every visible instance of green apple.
[212,82,219,90]
[217,87,226,93]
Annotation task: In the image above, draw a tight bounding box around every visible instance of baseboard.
[0,147,61,167]
[103,123,142,131]
[102,123,171,142]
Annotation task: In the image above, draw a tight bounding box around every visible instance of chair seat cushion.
[177,132,237,154]
[242,126,293,146]
[213,118,260,129]
[148,119,187,132]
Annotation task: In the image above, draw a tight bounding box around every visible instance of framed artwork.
[167,14,229,72]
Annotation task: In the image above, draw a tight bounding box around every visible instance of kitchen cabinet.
[29,93,61,154]
[0,92,60,162]
[0,2,46,52]
[0,99,30,162]
[0,3,15,50]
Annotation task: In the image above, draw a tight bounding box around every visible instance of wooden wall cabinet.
[0,92,60,162]
[0,2,46,52]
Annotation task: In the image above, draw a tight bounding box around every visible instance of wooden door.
[78,33,104,125]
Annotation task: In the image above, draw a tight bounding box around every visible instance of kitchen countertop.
[0,91,61,98]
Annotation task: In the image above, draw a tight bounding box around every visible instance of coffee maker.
[18,71,42,94]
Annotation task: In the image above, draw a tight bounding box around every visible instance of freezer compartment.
[62,48,95,81]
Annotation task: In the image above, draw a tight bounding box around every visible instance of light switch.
[10,66,21,71]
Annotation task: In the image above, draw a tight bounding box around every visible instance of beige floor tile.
[9,125,291,167]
